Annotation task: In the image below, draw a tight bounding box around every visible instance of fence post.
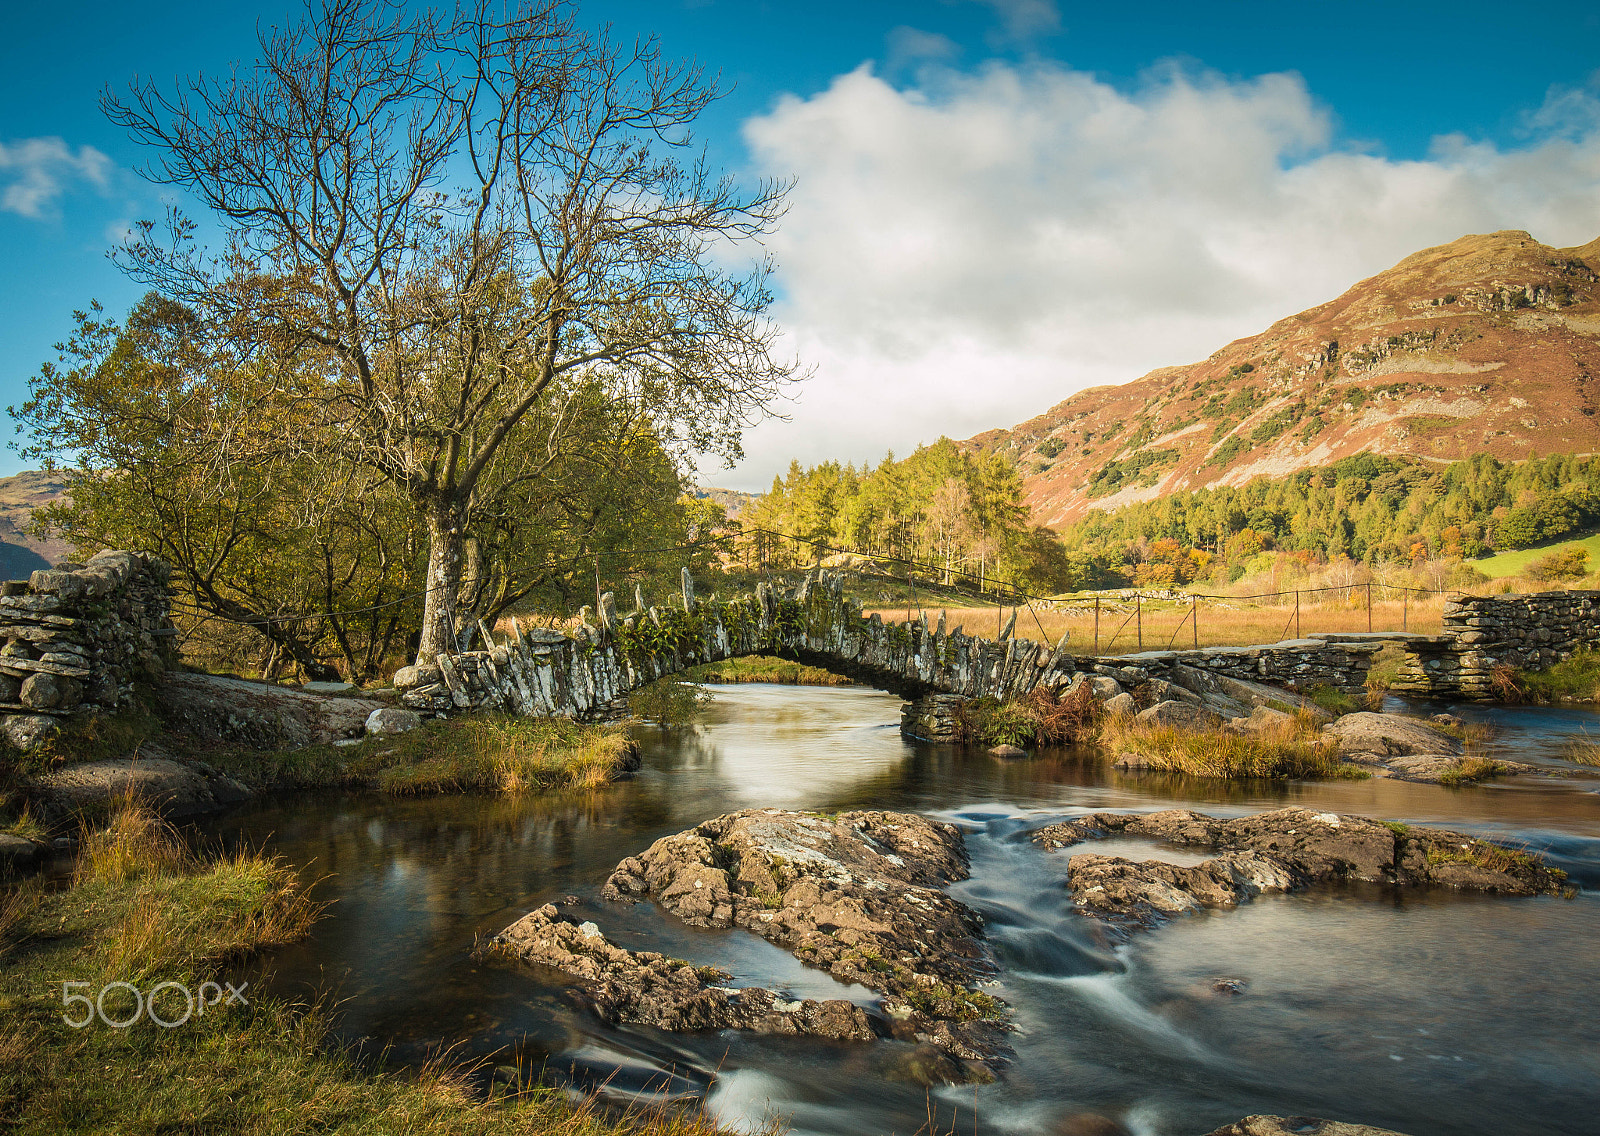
[1295,590,1301,639]
[1192,594,1199,650]
[1403,588,1408,632]
[1136,593,1143,650]
[1094,597,1100,654]
[1366,582,1372,632]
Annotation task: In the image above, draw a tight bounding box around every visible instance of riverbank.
[0,801,748,1136]
[190,714,640,796]
[686,656,851,686]
[0,710,641,854]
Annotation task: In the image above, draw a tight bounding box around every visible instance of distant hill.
[969,230,1600,527]
[693,486,759,520]
[0,470,70,577]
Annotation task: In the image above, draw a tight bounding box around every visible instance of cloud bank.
[716,60,1600,491]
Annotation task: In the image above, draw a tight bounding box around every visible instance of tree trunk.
[417,500,467,663]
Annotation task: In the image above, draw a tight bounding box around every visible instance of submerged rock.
[599,808,1009,1073]
[1201,1117,1412,1136]
[1033,806,1569,928]
[488,903,876,1041]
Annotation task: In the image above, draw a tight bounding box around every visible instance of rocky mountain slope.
[969,230,1600,528]
[0,470,69,576]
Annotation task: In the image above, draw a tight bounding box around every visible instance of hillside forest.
[755,449,1600,595]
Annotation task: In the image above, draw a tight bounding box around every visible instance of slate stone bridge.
[391,570,1600,728]
[393,570,1430,727]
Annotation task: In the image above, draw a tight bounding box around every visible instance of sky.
[4,0,1600,489]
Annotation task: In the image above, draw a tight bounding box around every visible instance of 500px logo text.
[61,980,249,1028]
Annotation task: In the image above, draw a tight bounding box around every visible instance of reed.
[1097,712,1366,780]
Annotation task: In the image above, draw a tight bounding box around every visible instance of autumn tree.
[103,0,794,662]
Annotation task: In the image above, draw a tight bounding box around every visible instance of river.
[202,685,1600,1136]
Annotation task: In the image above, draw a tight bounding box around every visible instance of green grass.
[1515,648,1600,703]
[0,802,750,1136]
[1471,530,1600,579]
[686,655,852,687]
[187,716,638,796]
[1436,756,1508,787]
[1306,684,1363,716]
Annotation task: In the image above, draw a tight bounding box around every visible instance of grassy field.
[0,802,746,1135]
[1469,531,1600,579]
[862,596,1443,653]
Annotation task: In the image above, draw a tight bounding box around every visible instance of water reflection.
[202,683,1600,1136]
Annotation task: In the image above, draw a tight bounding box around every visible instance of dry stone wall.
[0,550,177,747]
[1387,590,1600,699]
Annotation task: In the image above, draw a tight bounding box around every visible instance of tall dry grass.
[1097,710,1365,780]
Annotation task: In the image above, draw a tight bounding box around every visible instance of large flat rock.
[154,671,387,748]
[1322,712,1461,757]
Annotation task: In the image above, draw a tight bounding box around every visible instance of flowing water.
[203,686,1600,1136]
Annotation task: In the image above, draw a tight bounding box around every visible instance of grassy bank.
[191,716,638,796]
[686,655,852,686]
[0,803,742,1135]
[1099,713,1369,780]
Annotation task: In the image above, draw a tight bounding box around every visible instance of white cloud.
[715,59,1600,492]
[0,137,112,219]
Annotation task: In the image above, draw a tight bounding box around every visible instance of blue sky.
[4,0,1600,486]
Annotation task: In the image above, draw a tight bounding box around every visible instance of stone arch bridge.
[392,569,1448,733]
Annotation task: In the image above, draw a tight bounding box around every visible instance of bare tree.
[105,0,794,662]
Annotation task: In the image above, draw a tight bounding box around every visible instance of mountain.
[969,230,1600,528]
[0,470,71,577]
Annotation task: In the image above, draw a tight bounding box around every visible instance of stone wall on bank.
[1385,590,1600,700]
[0,551,177,747]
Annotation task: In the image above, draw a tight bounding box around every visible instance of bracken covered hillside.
[970,230,1600,528]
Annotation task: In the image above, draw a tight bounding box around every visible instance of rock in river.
[1201,1117,1412,1136]
[489,903,876,1040]
[1033,806,1570,929]
[582,808,1007,1074]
